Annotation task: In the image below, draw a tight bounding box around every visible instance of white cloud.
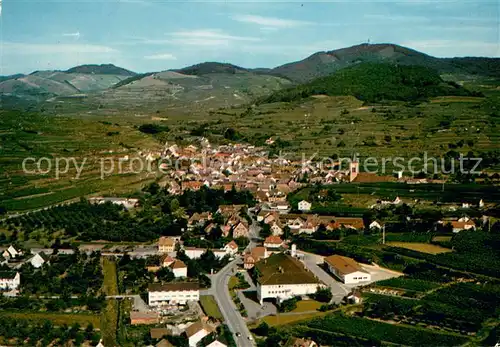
[401,40,500,57]
[232,14,312,28]
[62,32,81,39]
[168,29,260,47]
[1,42,117,55]
[364,14,429,23]
[144,53,177,60]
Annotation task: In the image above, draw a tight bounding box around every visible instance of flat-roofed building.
[148,282,199,306]
[324,255,371,284]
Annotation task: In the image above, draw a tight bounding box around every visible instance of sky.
[0,0,499,75]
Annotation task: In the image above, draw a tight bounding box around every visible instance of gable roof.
[158,237,175,246]
[324,255,368,275]
[170,259,187,269]
[264,235,283,245]
[225,240,238,249]
[150,328,171,339]
[185,320,215,338]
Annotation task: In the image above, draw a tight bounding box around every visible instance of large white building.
[255,253,324,305]
[324,255,371,284]
[148,282,199,306]
[0,271,20,290]
[183,247,226,260]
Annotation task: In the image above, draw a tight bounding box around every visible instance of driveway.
[301,252,350,303]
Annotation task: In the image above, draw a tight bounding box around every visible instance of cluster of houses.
[257,210,369,235]
[186,205,251,239]
[0,245,52,291]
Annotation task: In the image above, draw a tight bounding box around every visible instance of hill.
[270,43,500,82]
[65,64,136,76]
[263,63,477,104]
[174,62,248,76]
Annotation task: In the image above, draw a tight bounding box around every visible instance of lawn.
[0,311,100,327]
[291,300,323,313]
[200,295,224,320]
[385,242,452,254]
[101,257,120,346]
[229,276,240,290]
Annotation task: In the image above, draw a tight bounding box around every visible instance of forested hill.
[262,63,478,104]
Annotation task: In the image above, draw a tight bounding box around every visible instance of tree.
[312,286,333,303]
[156,267,175,282]
[253,321,270,336]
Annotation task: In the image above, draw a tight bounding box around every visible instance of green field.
[101,257,120,347]
[0,311,100,327]
[200,295,224,320]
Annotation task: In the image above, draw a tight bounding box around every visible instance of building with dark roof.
[255,253,324,304]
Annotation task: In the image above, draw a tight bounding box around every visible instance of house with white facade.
[270,221,284,236]
[223,241,239,256]
[450,220,476,233]
[298,200,312,212]
[185,320,216,347]
[2,245,21,260]
[324,255,371,284]
[264,236,283,249]
[183,247,226,260]
[170,260,188,278]
[255,253,324,305]
[0,271,21,290]
[158,237,176,254]
[148,282,199,306]
[29,252,50,268]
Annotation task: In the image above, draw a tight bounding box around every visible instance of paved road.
[202,258,256,347]
[301,252,350,303]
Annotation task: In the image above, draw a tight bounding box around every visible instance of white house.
[148,282,199,306]
[255,253,324,305]
[206,340,227,347]
[0,271,21,290]
[270,221,284,236]
[223,241,239,256]
[170,260,188,278]
[2,245,21,260]
[29,252,50,268]
[450,220,476,233]
[324,255,371,284]
[298,200,312,212]
[185,320,216,347]
[264,236,283,249]
[369,221,383,230]
[183,247,226,260]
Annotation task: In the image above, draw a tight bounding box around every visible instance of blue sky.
[0,0,498,75]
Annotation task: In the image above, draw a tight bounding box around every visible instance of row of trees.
[0,319,99,347]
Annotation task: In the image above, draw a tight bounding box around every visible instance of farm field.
[257,311,330,327]
[385,242,452,254]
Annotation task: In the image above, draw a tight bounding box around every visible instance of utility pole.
[382,224,386,245]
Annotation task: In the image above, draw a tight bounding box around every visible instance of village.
[0,139,496,347]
